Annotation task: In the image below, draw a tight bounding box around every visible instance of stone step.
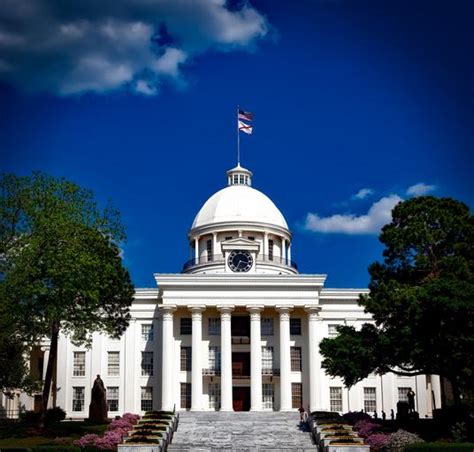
[167,412,317,451]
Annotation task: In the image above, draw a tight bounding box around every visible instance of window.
[181,383,191,409]
[248,236,255,241]
[268,239,274,260]
[291,347,302,371]
[208,346,221,371]
[292,383,302,408]
[330,387,343,412]
[141,324,154,341]
[398,387,411,403]
[261,317,274,336]
[262,383,274,410]
[208,317,221,335]
[206,239,213,261]
[262,346,274,371]
[141,387,153,411]
[181,346,192,371]
[141,352,153,376]
[239,174,245,184]
[208,383,220,410]
[180,317,192,335]
[107,351,120,376]
[364,387,377,413]
[72,387,85,412]
[328,324,339,338]
[290,318,302,335]
[107,386,119,412]
[73,352,85,377]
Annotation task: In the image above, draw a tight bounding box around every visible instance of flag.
[238,120,253,135]
[238,109,253,121]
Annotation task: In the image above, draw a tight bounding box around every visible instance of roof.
[191,184,289,230]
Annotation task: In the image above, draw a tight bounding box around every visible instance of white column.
[264,233,268,257]
[287,244,292,264]
[218,305,234,411]
[305,306,322,412]
[189,305,206,411]
[282,238,286,264]
[194,237,199,264]
[161,305,176,411]
[247,305,264,411]
[212,232,218,259]
[277,305,293,411]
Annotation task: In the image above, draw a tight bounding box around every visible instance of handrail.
[182,254,298,272]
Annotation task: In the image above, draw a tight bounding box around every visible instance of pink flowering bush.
[365,433,390,450]
[75,414,139,450]
[74,433,100,447]
[354,420,383,438]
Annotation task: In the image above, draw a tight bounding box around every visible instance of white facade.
[4,165,442,418]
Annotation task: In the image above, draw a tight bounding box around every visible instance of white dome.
[191,185,289,230]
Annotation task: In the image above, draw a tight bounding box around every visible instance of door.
[233,386,251,411]
[232,352,250,377]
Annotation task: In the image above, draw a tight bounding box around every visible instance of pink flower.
[74,433,99,447]
[365,433,390,450]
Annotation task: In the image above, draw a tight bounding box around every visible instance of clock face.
[228,250,253,273]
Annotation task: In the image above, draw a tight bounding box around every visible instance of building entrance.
[233,386,250,411]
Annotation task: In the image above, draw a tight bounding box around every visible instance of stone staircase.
[167,411,317,451]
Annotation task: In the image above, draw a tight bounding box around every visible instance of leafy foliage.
[0,172,134,420]
[320,197,474,400]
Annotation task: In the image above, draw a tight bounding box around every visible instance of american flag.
[238,109,253,121]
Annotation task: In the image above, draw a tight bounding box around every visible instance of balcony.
[202,368,221,376]
[262,368,280,376]
[182,254,298,272]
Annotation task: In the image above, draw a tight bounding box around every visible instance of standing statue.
[407,388,416,413]
[88,374,108,423]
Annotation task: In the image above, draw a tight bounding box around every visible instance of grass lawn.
[0,421,108,448]
[406,443,474,451]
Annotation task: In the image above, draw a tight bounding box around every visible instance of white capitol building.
[7,165,442,417]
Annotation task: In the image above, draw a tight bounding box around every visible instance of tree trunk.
[39,321,59,428]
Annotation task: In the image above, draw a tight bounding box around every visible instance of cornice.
[188,220,292,240]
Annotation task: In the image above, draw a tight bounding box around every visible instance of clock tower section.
[221,237,260,273]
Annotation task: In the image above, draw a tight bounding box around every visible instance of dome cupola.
[183,165,297,275]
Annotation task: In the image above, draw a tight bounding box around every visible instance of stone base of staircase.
[167,412,317,451]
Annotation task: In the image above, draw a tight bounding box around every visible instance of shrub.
[343,411,372,425]
[45,407,67,423]
[74,434,99,447]
[365,433,390,450]
[406,443,474,451]
[387,429,424,449]
[354,420,382,438]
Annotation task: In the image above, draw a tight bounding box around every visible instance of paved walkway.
[168,411,317,451]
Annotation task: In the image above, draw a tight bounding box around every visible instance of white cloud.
[406,183,436,197]
[0,0,269,96]
[304,195,402,235]
[352,188,374,200]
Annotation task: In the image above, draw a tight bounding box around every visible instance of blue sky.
[1,0,473,288]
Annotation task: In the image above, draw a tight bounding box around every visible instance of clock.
[228,250,253,273]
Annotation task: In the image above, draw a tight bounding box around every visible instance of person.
[407,388,416,413]
[382,410,386,420]
[390,409,395,420]
[298,405,305,423]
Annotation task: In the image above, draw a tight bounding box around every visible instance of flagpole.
[237,105,240,166]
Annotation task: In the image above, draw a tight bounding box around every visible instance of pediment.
[221,237,260,252]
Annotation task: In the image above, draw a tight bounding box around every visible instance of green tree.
[0,173,134,424]
[320,196,474,406]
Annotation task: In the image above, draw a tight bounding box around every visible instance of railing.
[0,409,20,421]
[202,368,221,376]
[182,254,298,272]
[231,336,250,344]
[262,368,280,376]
